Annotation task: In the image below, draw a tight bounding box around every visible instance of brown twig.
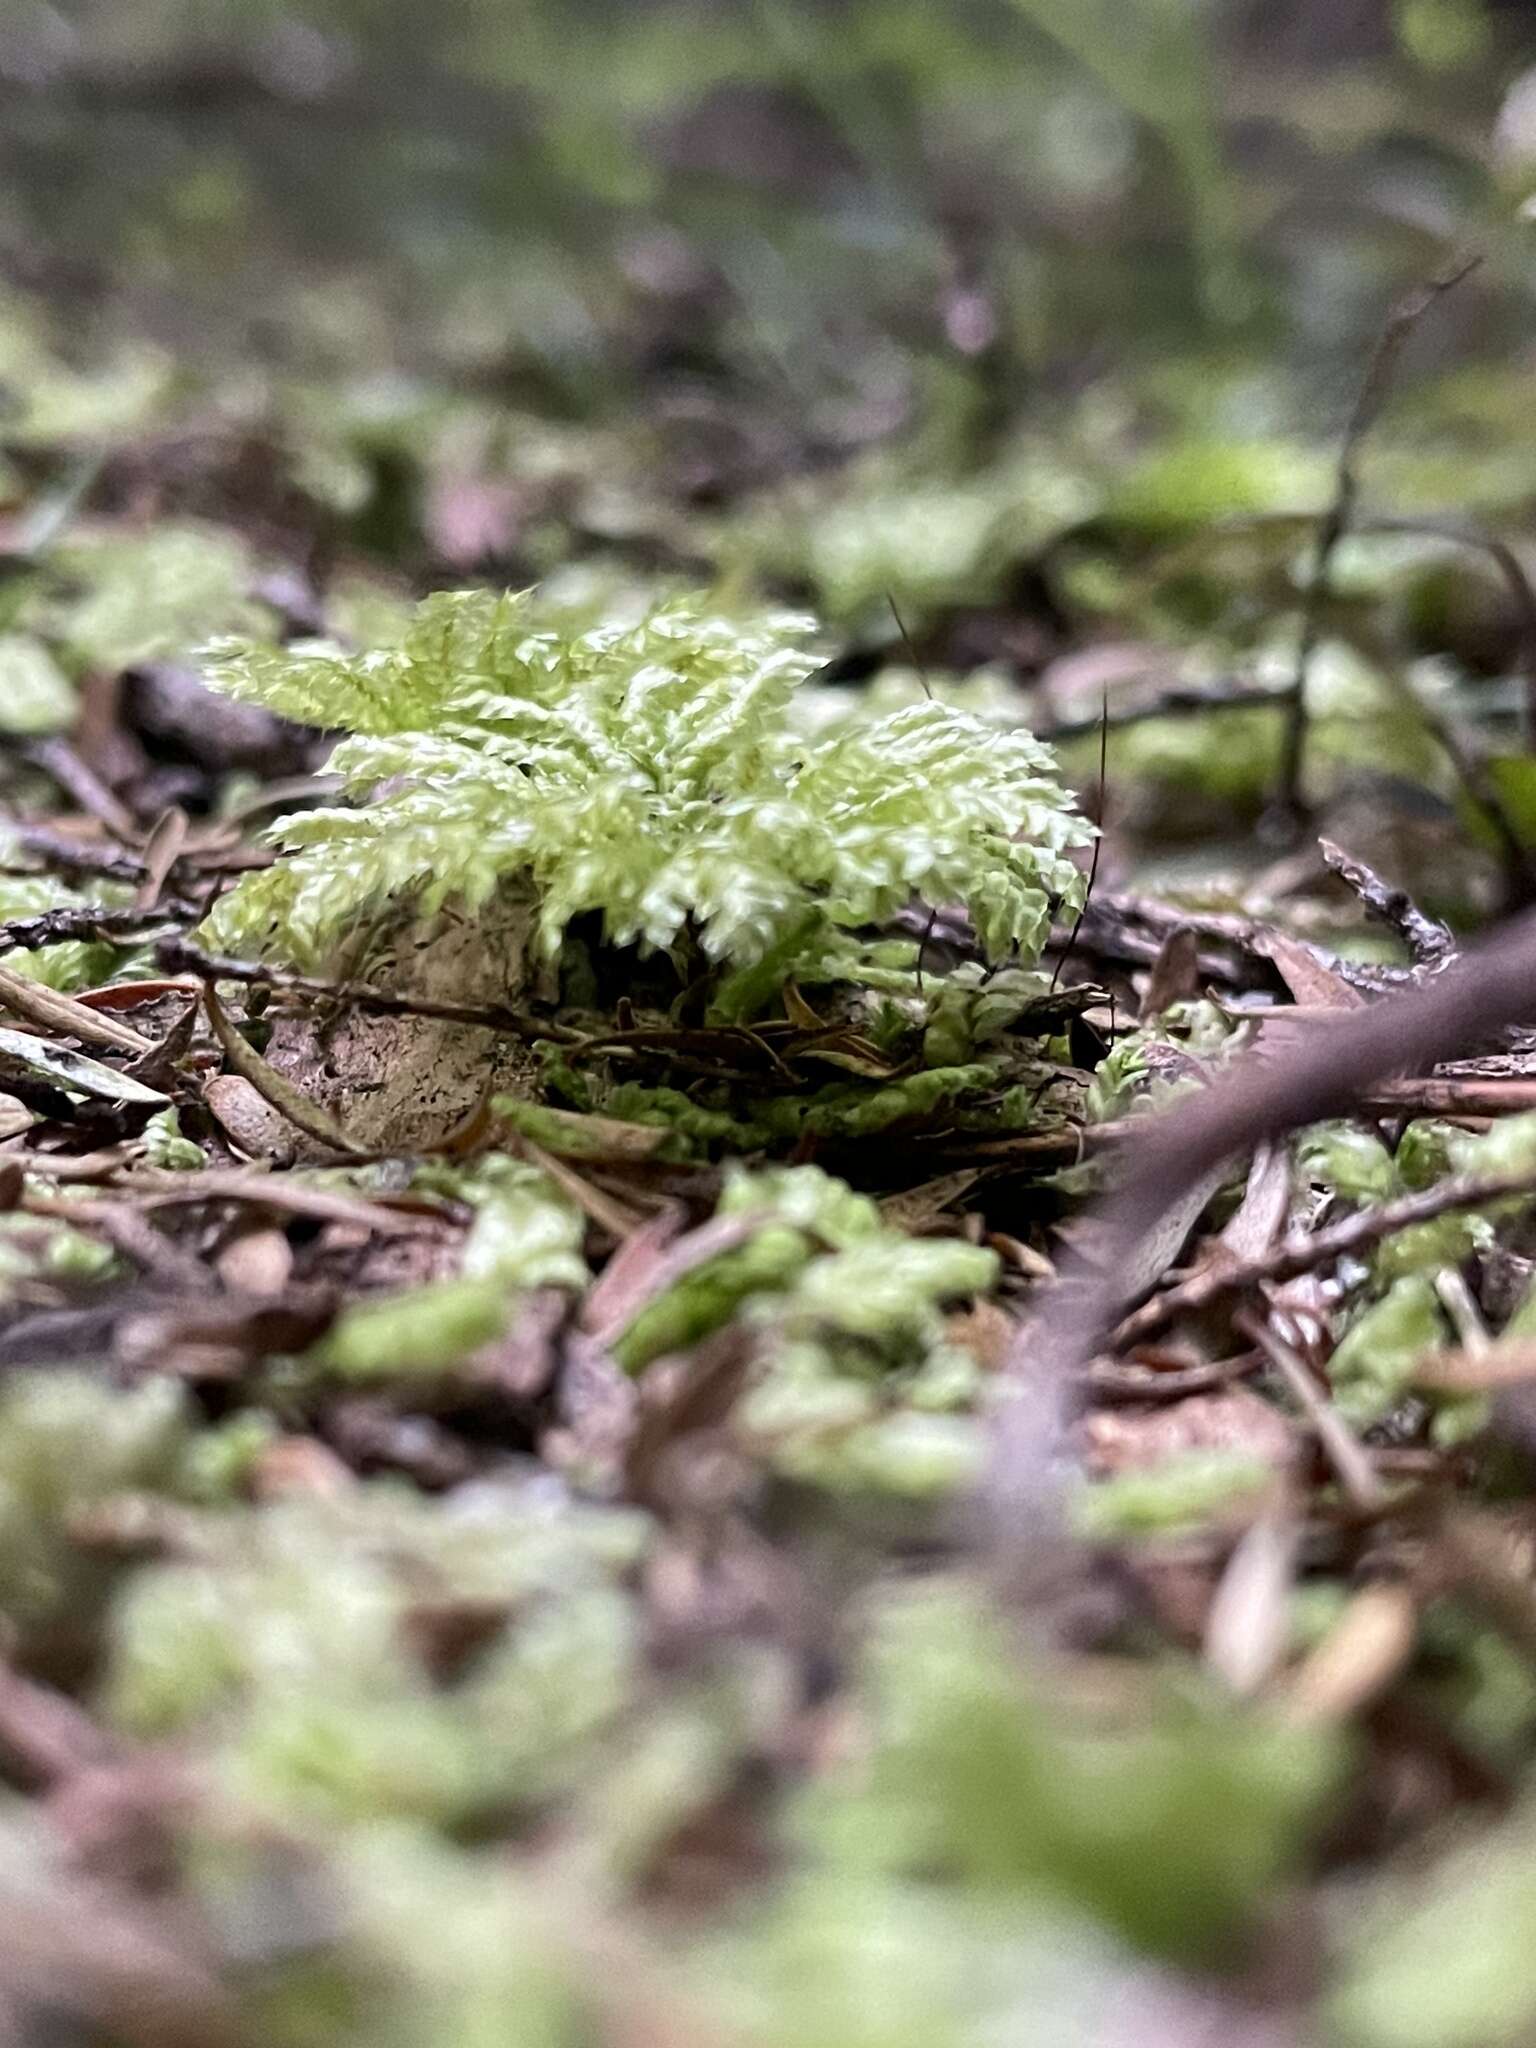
[1318,838,1455,965]
[1363,1076,1536,1118]
[22,1191,213,1290]
[126,1169,444,1236]
[157,935,578,1042]
[202,984,366,1159]
[1082,1351,1261,1402]
[1114,1164,1536,1350]
[1035,676,1289,746]
[1049,695,1107,995]
[0,903,196,953]
[1275,248,1484,826]
[1410,684,1536,905]
[16,738,139,841]
[1240,1313,1385,1513]
[7,825,153,885]
[987,900,1536,1571]
[0,961,155,1056]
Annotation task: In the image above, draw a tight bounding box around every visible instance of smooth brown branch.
[1112,1165,1536,1350]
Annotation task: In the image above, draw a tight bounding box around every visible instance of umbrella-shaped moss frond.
[204,589,1092,977]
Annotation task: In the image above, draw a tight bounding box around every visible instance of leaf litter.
[9,157,1536,2048]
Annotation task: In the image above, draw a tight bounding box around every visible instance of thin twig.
[22,1191,213,1290]
[0,961,155,1055]
[126,1169,446,1236]
[887,592,932,700]
[16,738,139,841]
[1036,676,1288,746]
[988,900,1536,1580]
[1275,248,1484,825]
[0,903,195,954]
[1115,1164,1536,1349]
[1318,838,1455,964]
[202,984,367,1159]
[157,935,580,1042]
[1049,695,1107,995]
[1410,685,1536,905]
[1241,1313,1385,1513]
[7,825,152,884]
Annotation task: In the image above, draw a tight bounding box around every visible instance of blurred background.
[5,0,1536,407]
[8,0,1536,891]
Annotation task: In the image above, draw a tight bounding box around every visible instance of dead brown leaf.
[202,1074,298,1162]
[1251,930,1368,1009]
[1138,925,1202,1021]
[131,806,190,912]
[204,985,367,1158]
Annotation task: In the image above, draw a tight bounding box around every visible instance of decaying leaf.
[0,1027,170,1106]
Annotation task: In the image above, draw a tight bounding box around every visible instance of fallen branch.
[1035,676,1289,746]
[1364,1076,1536,1118]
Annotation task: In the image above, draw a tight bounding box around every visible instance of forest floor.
[6,213,1536,2047]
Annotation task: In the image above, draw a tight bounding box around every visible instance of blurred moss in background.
[1,0,1533,440]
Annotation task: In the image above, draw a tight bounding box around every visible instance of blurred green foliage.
[2,6,1536,2044]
